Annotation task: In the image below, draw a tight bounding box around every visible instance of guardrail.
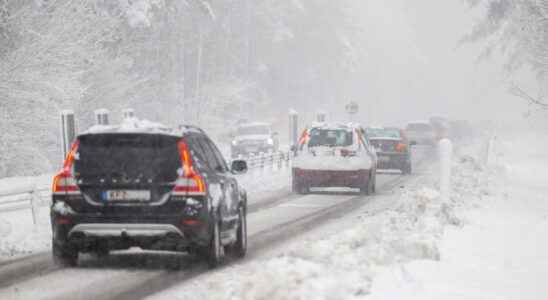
[235,151,292,170]
[0,151,294,220]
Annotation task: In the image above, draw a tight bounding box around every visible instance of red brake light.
[395,143,407,152]
[173,140,206,196]
[52,140,81,195]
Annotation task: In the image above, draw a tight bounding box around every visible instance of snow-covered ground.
[148,134,540,300]
[369,132,548,300]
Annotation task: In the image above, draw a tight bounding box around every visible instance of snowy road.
[0,148,434,300]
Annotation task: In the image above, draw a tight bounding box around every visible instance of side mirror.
[231,160,248,174]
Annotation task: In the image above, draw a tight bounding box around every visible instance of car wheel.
[402,162,412,175]
[52,241,78,267]
[297,185,309,195]
[227,206,247,258]
[361,172,374,195]
[207,220,224,269]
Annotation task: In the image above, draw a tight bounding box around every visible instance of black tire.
[292,178,309,195]
[93,245,109,258]
[297,185,309,195]
[52,241,78,267]
[360,172,375,195]
[227,206,247,258]
[207,220,224,269]
[402,162,412,175]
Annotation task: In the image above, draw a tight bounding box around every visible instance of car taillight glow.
[52,141,81,195]
[173,140,206,196]
[395,143,407,152]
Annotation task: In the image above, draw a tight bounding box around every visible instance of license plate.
[379,156,390,162]
[246,147,258,152]
[104,190,151,201]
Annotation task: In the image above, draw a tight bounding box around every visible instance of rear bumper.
[68,223,184,238]
[292,168,370,188]
[376,152,409,169]
[50,201,211,252]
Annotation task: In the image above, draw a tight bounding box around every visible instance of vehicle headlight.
[232,140,238,146]
[267,138,274,145]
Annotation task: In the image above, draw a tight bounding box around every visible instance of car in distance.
[231,122,279,158]
[365,127,412,174]
[50,120,248,268]
[292,123,377,195]
[405,121,436,145]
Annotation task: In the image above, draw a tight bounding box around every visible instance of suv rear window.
[308,128,353,147]
[75,134,181,183]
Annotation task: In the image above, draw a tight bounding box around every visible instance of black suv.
[50,123,248,268]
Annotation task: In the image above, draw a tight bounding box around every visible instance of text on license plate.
[104,190,151,201]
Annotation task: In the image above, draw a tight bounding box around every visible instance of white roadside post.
[60,110,77,161]
[94,108,110,125]
[289,109,299,154]
[439,138,453,202]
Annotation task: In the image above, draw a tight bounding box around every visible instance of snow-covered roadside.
[368,132,548,300]
[149,142,487,300]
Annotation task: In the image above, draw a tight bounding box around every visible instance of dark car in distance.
[365,127,412,174]
[50,121,248,268]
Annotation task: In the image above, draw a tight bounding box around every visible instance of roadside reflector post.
[289,109,299,154]
[438,138,453,202]
[60,110,76,161]
[122,108,135,119]
[94,108,110,125]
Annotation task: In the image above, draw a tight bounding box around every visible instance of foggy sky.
[317,0,530,127]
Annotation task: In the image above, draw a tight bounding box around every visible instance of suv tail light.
[172,141,206,196]
[53,140,81,195]
[395,143,407,152]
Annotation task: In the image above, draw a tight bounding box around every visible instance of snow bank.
[368,131,548,300]
[153,141,491,300]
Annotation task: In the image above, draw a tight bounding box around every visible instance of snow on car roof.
[310,122,347,130]
[81,118,178,136]
[238,122,270,128]
[407,120,431,125]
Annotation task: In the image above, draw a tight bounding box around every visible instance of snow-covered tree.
[464,0,548,108]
